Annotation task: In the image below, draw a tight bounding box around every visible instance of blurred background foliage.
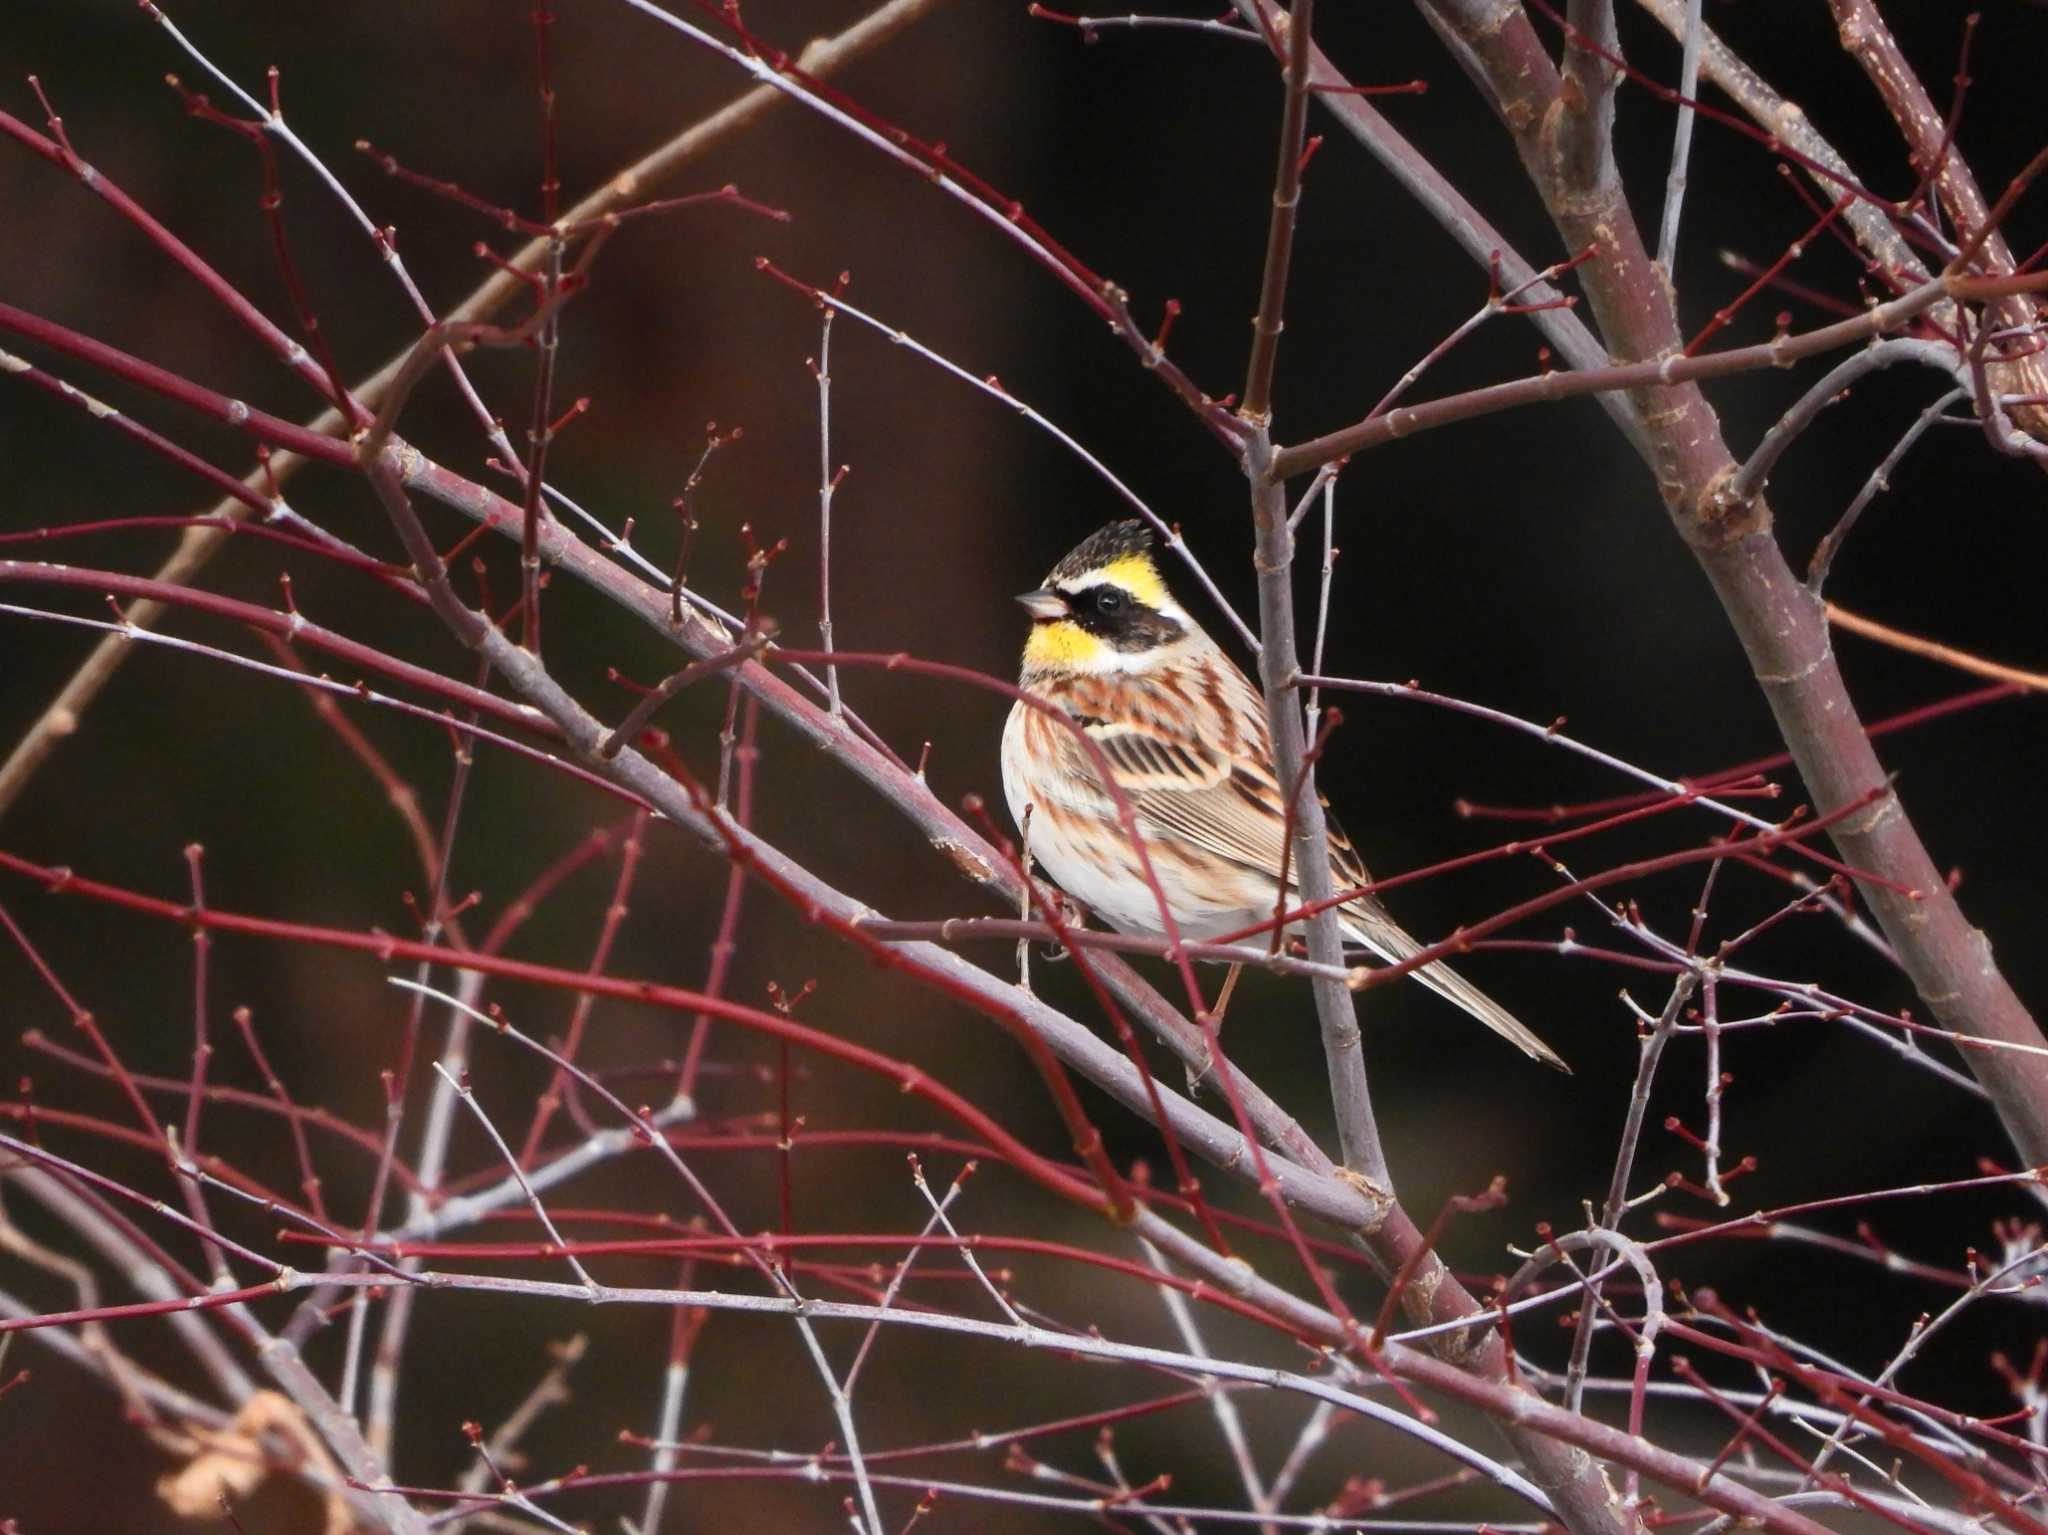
[1,1,2045,1529]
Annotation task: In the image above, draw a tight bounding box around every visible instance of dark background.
[1,1,2044,1530]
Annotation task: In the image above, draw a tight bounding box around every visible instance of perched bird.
[1000,519,1566,1071]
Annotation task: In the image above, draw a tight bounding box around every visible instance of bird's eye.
[1095,588,1125,614]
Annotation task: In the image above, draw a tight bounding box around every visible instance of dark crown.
[1045,519,1155,587]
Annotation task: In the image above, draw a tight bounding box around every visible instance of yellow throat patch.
[1024,618,1105,669]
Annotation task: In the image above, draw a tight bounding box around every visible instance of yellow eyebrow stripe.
[1098,553,1167,609]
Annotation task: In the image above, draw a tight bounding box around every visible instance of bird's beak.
[1016,589,1069,621]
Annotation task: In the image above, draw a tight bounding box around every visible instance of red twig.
[1685,190,1857,356]
[1370,1178,1509,1348]
[0,850,1110,1213]
[164,72,365,426]
[957,796,1235,1261]
[0,901,164,1147]
[517,808,652,1162]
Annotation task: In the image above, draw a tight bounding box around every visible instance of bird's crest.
[1047,520,1168,609]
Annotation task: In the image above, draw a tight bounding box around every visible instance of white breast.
[1000,696,1270,940]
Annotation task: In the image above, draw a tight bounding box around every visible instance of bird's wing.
[1058,655,1371,889]
[1050,657,1569,1070]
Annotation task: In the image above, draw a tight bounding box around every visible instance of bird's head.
[1017,519,1191,675]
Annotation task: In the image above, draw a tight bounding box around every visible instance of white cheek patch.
[1072,631,1201,677]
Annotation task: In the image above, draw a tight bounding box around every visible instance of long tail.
[1343,901,1570,1072]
